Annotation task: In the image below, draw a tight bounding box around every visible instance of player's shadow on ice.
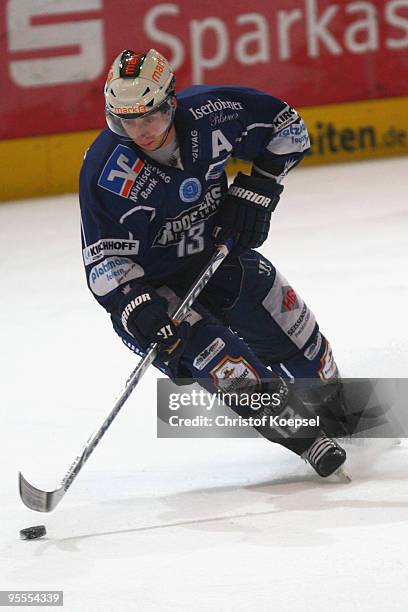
[42,446,408,555]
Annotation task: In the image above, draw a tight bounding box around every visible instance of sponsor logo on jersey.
[98,145,145,198]
[287,304,310,337]
[193,338,226,371]
[268,120,310,155]
[83,239,139,265]
[128,162,170,202]
[304,332,323,361]
[89,256,144,296]
[205,157,229,180]
[179,177,202,203]
[189,98,244,120]
[154,184,221,247]
[210,356,260,393]
[130,177,159,201]
[281,286,300,312]
[262,270,316,349]
[210,111,239,128]
[273,105,298,132]
[319,340,338,381]
[148,164,171,183]
[191,130,199,162]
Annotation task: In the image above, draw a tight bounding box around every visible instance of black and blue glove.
[213,172,283,255]
[119,285,190,363]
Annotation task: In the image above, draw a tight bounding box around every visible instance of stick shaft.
[61,243,230,491]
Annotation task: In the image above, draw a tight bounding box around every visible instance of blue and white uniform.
[79,85,337,388]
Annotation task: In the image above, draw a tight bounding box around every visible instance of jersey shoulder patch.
[98,144,145,198]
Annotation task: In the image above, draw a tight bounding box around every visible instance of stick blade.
[335,466,352,483]
[19,472,64,512]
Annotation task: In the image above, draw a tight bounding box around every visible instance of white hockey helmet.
[104,48,176,141]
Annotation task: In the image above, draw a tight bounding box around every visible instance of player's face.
[121,108,173,150]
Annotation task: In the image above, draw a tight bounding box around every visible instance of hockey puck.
[19,525,46,540]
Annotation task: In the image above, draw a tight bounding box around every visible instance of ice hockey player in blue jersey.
[80,48,350,479]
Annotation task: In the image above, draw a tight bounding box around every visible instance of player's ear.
[170,96,177,110]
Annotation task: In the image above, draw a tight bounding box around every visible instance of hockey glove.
[213,172,283,255]
[119,285,190,363]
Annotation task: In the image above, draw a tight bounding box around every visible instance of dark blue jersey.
[79,85,310,314]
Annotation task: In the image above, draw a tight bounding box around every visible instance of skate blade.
[335,466,352,483]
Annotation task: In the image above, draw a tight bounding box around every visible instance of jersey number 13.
[177,222,205,257]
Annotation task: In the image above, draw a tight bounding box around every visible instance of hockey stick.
[19,241,232,512]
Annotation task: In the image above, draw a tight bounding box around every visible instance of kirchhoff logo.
[83,238,139,264]
[273,105,298,131]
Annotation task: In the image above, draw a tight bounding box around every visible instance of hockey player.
[79,48,349,478]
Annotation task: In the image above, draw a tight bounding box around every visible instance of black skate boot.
[304,433,347,478]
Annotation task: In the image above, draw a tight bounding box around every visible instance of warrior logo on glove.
[212,172,284,255]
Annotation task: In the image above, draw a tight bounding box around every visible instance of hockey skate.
[304,433,350,481]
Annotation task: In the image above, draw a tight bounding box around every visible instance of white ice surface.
[1,157,407,611]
